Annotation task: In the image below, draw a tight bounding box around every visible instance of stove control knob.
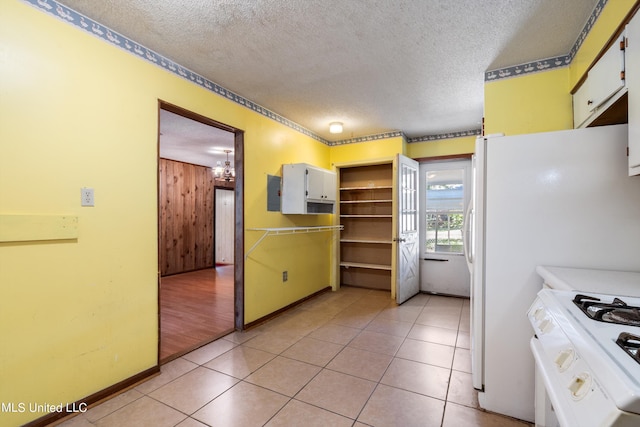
[533,307,545,321]
[538,318,553,334]
[554,348,575,372]
[568,372,592,400]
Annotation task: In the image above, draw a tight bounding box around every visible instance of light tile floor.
[57,287,532,427]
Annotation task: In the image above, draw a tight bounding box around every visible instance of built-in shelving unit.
[338,163,393,291]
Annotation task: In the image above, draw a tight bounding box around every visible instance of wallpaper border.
[23,0,603,145]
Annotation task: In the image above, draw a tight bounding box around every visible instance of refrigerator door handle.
[463,202,473,272]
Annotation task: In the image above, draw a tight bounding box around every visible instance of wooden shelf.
[340,239,392,244]
[340,186,393,191]
[0,214,78,242]
[340,262,392,271]
[341,214,392,218]
[340,200,392,204]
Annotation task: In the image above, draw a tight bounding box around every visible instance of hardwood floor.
[159,266,235,363]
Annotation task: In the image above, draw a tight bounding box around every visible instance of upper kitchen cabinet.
[281,163,336,214]
[573,33,626,129]
[627,10,640,175]
[573,7,640,176]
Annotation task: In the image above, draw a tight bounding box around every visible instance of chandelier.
[214,149,235,182]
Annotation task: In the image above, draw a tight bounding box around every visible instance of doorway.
[157,101,244,363]
[418,159,471,297]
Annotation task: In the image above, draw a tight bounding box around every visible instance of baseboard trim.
[23,365,160,427]
[244,286,331,330]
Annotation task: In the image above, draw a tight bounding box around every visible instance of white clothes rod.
[245,225,343,259]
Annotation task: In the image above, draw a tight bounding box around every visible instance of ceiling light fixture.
[214,149,235,182]
[329,122,343,134]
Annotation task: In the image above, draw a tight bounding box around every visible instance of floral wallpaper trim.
[23,0,599,145]
[23,0,331,145]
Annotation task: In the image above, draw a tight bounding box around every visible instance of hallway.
[59,287,530,426]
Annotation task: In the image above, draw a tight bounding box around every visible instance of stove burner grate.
[573,294,640,326]
[606,309,640,326]
[616,332,640,365]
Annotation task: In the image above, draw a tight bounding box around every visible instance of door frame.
[417,156,472,296]
[157,100,245,364]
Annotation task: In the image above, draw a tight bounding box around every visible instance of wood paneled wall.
[160,158,214,276]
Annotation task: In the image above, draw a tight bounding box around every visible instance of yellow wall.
[484,68,573,135]
[241,116,333,323]
[0,1,330,424]
[406,136,475,158]
[329,136,404,166]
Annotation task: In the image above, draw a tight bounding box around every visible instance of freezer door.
[471,137,486,391]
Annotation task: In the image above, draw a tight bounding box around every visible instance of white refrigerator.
[467,124,640,422]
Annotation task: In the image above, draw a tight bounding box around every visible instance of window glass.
[425,168,464,253]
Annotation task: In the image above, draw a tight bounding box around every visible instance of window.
[425,168,464,254]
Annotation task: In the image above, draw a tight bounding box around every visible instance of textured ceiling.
[58,0,599,143]
[159,109,234,168]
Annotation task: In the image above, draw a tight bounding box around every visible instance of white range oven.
[528,286,640,426]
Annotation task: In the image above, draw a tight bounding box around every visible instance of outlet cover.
[81,187,94,207]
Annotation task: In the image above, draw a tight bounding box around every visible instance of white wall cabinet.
[627,11,640,175]
[281,163,336,214]
[573,34,626,129]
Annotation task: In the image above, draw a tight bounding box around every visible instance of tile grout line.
[69,290,482,426]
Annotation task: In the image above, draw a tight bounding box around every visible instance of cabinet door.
[281,164,306,214]
[306,167,325,202]
[306,166,336,202]
[573,79,592,128]
[323,169,337,203]
[628,13,640,175]
[588,35,625,112]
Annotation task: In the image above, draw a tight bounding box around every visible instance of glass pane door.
[426,168,465,254]
[418,159,471,297]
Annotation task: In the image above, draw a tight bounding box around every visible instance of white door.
[418,160,471,297]
[395,154,420,304]
[215,188,234,264]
